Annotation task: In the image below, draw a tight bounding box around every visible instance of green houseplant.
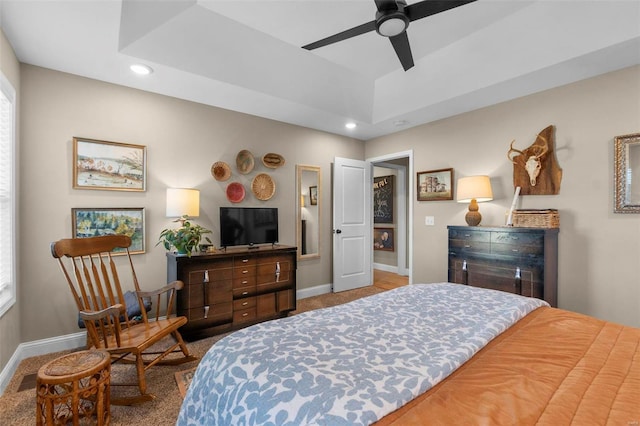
[157,216,212,256]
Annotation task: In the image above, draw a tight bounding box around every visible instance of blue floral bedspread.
[177,283,548,426]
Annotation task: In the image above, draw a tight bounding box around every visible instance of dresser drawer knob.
[242,312,249,317]
[242,270,248,274]
[203,270,209,283]
[242,291,249,296]
[242,259,249,263]
[242,280,248,284]
[242,301,248,306]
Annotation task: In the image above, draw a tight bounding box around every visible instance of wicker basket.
[512,209,559,228]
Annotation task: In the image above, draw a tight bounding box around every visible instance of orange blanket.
[377,307,640,425]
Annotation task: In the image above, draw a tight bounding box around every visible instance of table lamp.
[166,188,200,224]
[456,176,493,226]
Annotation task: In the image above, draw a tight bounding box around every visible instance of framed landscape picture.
[73,137,146,191]
[72,208,145,254]
[417,168,454,201]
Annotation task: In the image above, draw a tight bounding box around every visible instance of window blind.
[0,72,16,318]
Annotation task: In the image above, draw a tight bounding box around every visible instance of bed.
[177,283,640,425]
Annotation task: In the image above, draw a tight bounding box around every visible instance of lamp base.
[465,198,482,226]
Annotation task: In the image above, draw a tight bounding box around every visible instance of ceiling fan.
[302,0,477,71]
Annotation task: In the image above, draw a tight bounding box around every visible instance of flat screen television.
[220,207,279,248]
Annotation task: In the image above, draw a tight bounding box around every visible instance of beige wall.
[0,29,21,374]
[18,65,363,343]
[366,65,640,328]
[2,56,639,376]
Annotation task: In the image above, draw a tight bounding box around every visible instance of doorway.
[369,150,413,284]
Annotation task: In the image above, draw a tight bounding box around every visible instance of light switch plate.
[425,216,435,226]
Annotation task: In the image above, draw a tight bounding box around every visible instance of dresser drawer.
[448,238,490,254]
[177,280,232,310]
[233,265,256,278]
[233,297,256,311]
[186,266,233,285]
[233,307,256,323]
[234,256,257,267]
[184,302,233,324]
[448,229,490,242]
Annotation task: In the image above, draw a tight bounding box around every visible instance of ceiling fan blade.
[405,0,476,22]
[374,0,399,13]
[389,32,414,71]
[302,21,377,50]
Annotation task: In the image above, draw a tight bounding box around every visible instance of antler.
[530,134,549,159]
[507,140,524,163]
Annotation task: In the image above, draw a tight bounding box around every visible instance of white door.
[333,157,372,292]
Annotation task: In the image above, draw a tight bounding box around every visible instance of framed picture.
[309,186,318,205]
[72,208,145,254]
[73,137,146,191]
[374,175,394,224]
[373,228,394,251]
[417,168,454,201]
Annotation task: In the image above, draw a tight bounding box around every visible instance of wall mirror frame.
[614,133,640,213]
[296,165,321,260]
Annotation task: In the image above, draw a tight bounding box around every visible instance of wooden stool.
[36,350,110,425]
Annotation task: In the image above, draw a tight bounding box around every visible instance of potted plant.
[157,215,212,256]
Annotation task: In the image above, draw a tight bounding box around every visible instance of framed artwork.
[309,186,318,205]
[72,208,145,254]
[73,137,146,191]
[417,168,454,201]
[373,175,394,224]
[373,228,394,251]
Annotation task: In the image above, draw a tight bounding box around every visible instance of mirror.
[296,165,321,260]
[614,133,640,213]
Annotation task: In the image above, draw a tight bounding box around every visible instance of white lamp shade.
[166,188,200,218]
[456,176,493,203]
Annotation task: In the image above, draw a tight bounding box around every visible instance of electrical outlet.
[425,216,435,226]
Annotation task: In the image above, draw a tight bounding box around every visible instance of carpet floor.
[0,285,384,425]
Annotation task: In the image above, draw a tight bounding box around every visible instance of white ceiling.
[1,0,639,141]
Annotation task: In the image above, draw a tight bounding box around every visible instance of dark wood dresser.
[167,245,297,339]
[447,226,558,307]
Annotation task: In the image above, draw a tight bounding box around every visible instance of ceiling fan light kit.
[376,10,409,38]
[302,0,476,72]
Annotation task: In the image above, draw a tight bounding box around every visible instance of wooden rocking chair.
[51,235,197,405]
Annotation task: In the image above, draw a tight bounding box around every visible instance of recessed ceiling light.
[393,119,410,127]
[345,122,357,129]
[130,64,153,76]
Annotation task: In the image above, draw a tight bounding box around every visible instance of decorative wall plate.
[252,173,275,201]
[226,182,246,203]
[211,161,231,181]
[236,150,255,174]
[262,153,285,169]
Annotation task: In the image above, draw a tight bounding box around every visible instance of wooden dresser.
[447,226,558,307]
[166,245,297,339]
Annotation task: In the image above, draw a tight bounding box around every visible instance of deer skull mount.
[507,137,549,186]
[506,125,562,196]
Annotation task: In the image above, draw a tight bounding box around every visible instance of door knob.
[335,229,342,234]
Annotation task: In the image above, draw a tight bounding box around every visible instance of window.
[0,71,16,317]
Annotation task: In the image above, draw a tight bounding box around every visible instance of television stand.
[166,245,297,340]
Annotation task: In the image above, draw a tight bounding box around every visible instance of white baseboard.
[297,283,332,300]
[1,284,337,396]
[373,263,398,274]
[0,332,86,396]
